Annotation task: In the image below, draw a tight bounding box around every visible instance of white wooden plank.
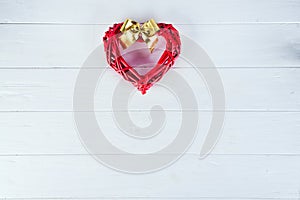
[0,199,292,200]
[0,154,299,198]
[0,112,299,155]
[0,1,299,199]
[0,68,298,111]
[0,0,299,24]
[0,199,286,200]
[0,24,299,67]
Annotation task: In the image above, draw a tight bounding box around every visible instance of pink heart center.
[119,36,167,76]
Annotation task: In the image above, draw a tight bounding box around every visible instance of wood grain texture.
[0,68,299,111]
[0,0,299,199]
[0,155,299,199]
[0,24,299,67]
[0,0,299,24]
[0,112,299,155]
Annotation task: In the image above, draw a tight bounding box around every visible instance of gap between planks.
[0,197,298,199]
[0,153,299,157]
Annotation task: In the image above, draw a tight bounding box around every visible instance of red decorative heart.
[103,22,181,94]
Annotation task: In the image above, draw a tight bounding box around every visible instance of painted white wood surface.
[0,68,299,111]
[0,24,299,67]
[0,112,299,155]
[0,0,299,24]
[0,155,299,199]
[0,0,299,199]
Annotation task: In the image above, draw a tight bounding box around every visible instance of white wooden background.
[0,0,300,199]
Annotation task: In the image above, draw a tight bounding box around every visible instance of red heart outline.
[103,22,181,94]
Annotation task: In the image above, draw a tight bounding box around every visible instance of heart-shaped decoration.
[103,19,181,94]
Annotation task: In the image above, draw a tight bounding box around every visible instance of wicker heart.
[103,21,181,94]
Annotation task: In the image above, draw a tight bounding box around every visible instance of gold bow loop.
[119,19,160,53]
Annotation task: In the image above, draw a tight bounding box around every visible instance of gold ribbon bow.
[119,18,160,53]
